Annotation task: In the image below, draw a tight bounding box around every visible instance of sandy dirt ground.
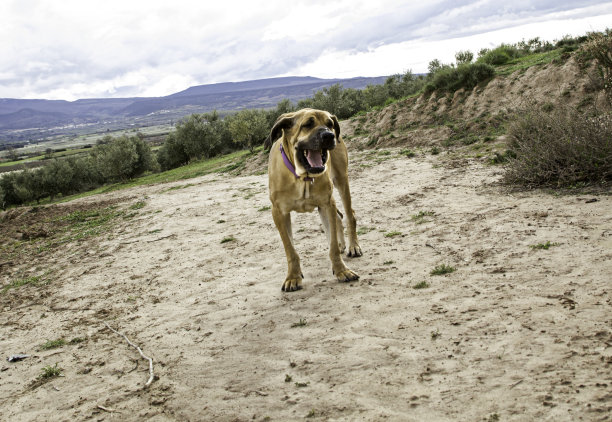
[1,148,611,421]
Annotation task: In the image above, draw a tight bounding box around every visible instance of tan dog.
[266,108,362,292]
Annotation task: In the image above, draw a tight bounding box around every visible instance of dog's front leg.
[272,206,303,291]
[323,200,359,283]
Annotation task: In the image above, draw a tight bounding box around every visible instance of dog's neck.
[280,143,314,182]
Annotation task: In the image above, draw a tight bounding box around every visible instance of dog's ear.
[331,114,341,139]
[264,114,294,151]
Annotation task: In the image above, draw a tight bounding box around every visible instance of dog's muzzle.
[296,129,336,174]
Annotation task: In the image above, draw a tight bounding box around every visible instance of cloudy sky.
[2,0,611,101]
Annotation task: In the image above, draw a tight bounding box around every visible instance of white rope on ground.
[104,322,155,388]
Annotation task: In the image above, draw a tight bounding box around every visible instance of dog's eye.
[302,118,314,129]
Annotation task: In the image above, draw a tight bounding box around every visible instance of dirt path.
[1,149,610,421]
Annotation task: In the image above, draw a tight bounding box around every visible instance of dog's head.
[267,108,340,178]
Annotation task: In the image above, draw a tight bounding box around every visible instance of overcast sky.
[2,0,611,101]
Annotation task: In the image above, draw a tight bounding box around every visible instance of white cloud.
[0,0,611,100]
[296,10,612,78]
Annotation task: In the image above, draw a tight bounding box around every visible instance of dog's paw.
[281,278,303,292]
[347,245,362,257]
[335,269,359,282]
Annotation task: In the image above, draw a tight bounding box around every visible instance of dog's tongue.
[305,149,323,168]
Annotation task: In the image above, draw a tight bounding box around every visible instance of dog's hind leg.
[322,199,359,283]
[272,206,303,291]
[333,178,362,257]
[318,207,346,253]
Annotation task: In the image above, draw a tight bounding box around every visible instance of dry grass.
[504,103,612,188]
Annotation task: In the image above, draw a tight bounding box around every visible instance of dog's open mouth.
[298,148,328,174]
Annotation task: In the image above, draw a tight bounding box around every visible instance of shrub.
[455,50,474,65]
[580,29,612,105]
[504,103,612,188]
[158,111,233,171]
[425,62,494,93]
[477,44,521,65]
[157,132,189,170]
[227,108,269,152]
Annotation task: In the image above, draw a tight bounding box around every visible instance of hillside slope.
[342,56,606,157]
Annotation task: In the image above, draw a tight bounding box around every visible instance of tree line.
[0,135,157,207]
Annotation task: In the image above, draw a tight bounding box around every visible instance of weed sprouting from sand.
[306,409,316,418]
[530,241,560,250]
[357,226,374,235]
[411,210,435,224]
[384,231,402,238]
[1,275,42,294]
[129,201,146,210]
[291,318,307,328]
[221,236,236,244]
[257,205,271,212]
[39,364,62,379]
[413,281,430,289]
[40,339,66,350]
[430,264,456,275]
[295,381,309,388]
[399,149,416,157]
[383,260,394,265]
[284,374,293,382]
[431,329,441,340]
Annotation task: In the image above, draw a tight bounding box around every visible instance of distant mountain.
[0,76,387,142]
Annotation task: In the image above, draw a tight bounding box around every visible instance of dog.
[265,108,362,292]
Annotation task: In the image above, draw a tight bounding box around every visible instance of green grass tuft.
[291,318,307,328]
[430,264,456,276]
[39,364,62,379]
[1,275,42,294]
[40,338,66,350]
[530,241,560,250]
[220,236,236,244]
[411,210,435,224]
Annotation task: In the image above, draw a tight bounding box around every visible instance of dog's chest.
[282,180,331,213]
[291,197,319,213]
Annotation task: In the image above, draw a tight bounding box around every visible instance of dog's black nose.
[321,131,335,143]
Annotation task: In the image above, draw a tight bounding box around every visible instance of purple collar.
[280,144,313,182]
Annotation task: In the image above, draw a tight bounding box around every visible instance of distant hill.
[0,76,387,143]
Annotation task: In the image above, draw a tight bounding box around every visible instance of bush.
[90,136,139,182]
[455,50,474,65]
[41,159,74,198]
[580,29,612,105]
[477,45,520,65]
[504,104,612,188]
[157,132,189,171]
[227,108,269,152]
[425,62,494,93]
